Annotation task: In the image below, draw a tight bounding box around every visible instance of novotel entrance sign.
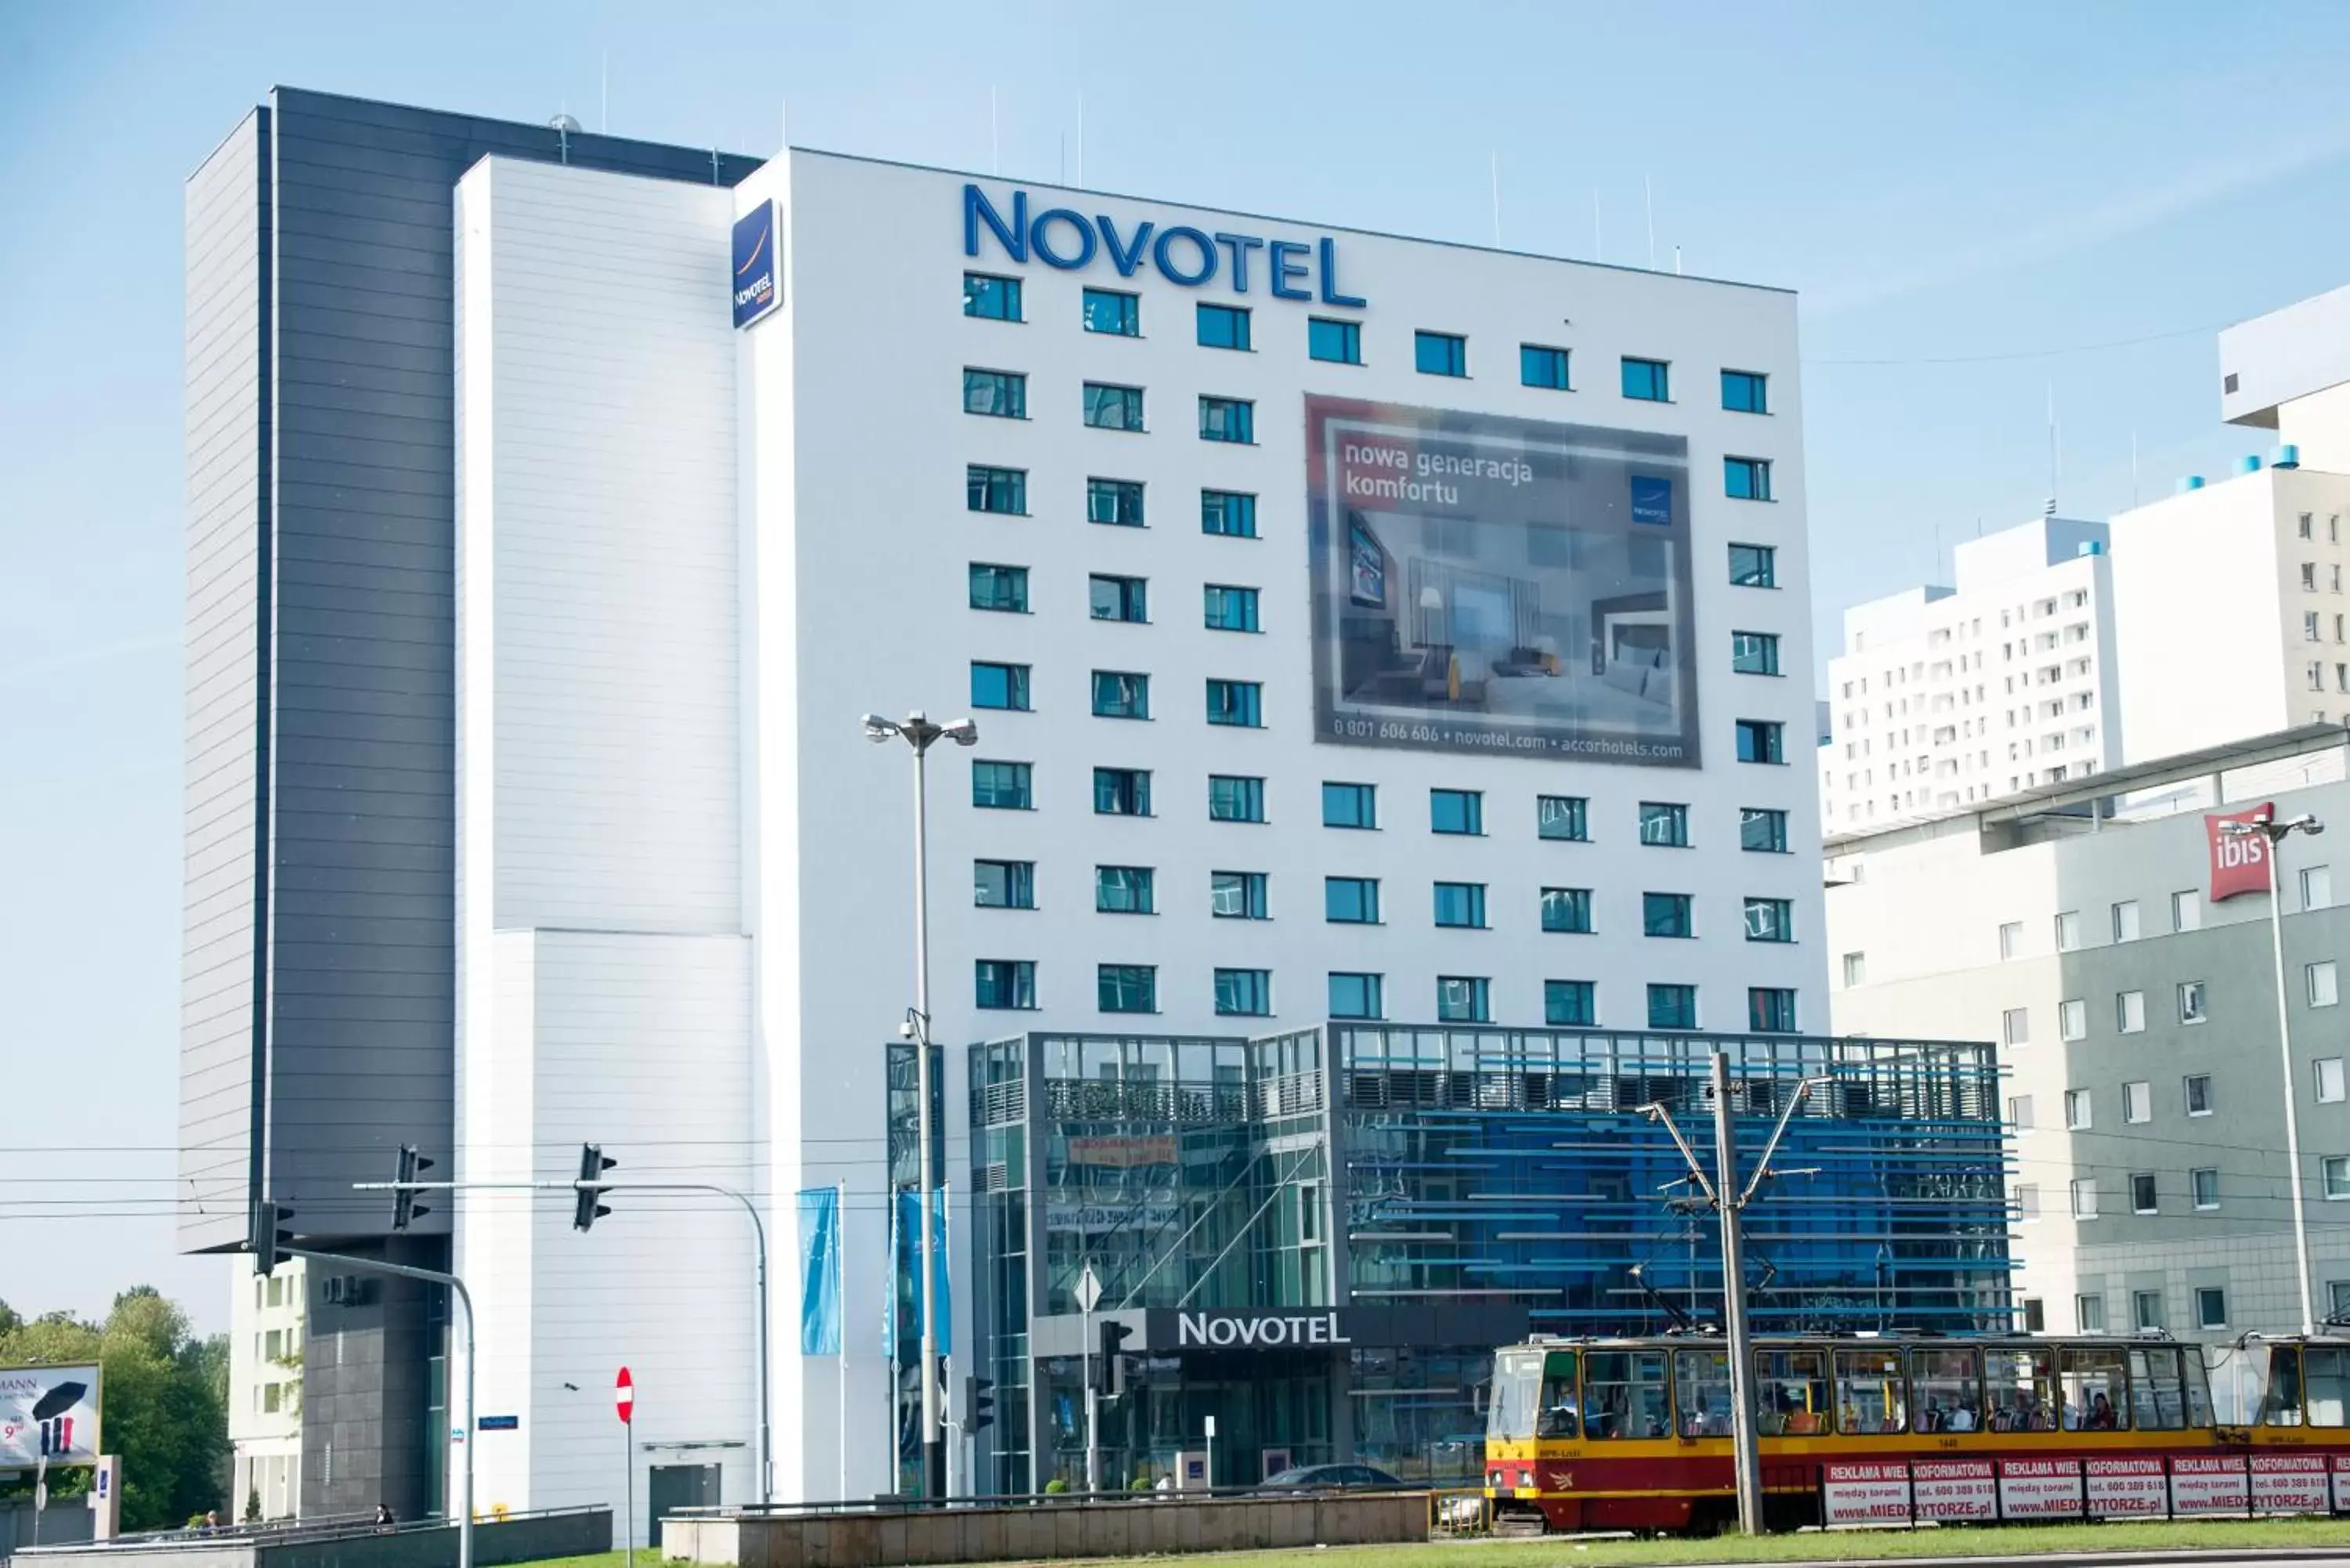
[1175,1310,1352,1348]
[964,185,1365,309]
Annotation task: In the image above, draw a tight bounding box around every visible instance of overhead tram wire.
[1804,320,2229,367]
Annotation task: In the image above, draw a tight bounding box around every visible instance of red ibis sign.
[2207,804,2275,901]
[615,1367,634,1425]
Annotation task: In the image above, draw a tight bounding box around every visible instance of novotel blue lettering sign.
[964,185,1365,309]
[732,201,780,330]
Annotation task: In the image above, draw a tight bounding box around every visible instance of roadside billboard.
[0,1364,102,1465]
[1306,396,1700,766]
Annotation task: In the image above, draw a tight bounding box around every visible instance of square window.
[1309,317,1362,365]
[974,959,1036,1010]
[1725,457,1773,501]
[1325,876,1380,924]
[1082,288,1140,335]
[2070,1179,2099,1219]
[1415,331,1467,377]
[1213,966,1271,1016]
[2054,910,2081,951]
[2111,899,2141,941]
[1437,975,1492,1023]
[964,367,1027,418]
[1621,357,1670,401]
[2001,1008,2029,1046]
[2059,999,2086,1041]
[1206,678,1263,728]
[1083,382,1144,430]
[1090,573,1148,623]
[1740,807,1789,853]
[1087,477,1146,527]
[2193,1169,2220,1209]
[1094,865,1155,915]
[2178,980,2207,1024]
[2312,960,2341,1007]
[1735,720,1784,764]
[1097,963,1157,1013]
[2065,1088,2092,1129]
[1729,544,1777,588]
[1638,802,1690,847]
[1322,782,1376,829]
[966,464,1027,514]
[2171,889,2201,932]
[1196,302,1251,351]
[2117,990,2146,1033]
[2131,1173,2157,1214]
[1204,584,1261,632]
[1647,983,1698,1030]
[2133,1288,2163,1329]
[2123,1080,2151,1123]
[1434,881,1488,929]
[970,661,1030,711]
[1545,979,1596,1027]
[1207,775,1265,823]
[1842,952,1866,988]
[968,562,1029,612]
[2006,1094,2034,1128]
[1090,670,1150,719]
[2016,1183,2041,1220]
[2185,1074,2214,1116]
[1541,887,1593,934]
[1730,630,1781,674]
[1329,972,1384,1020]
[963,273,1022,320]
[1721,370,1769,414]
[1520,344,1570,390]
[1430,789,1484,835]
[2075,1292,2106,1330]
[973,859,1034,910]
[2328,1156,2350,1201]
[2320,1057,2347,1104]
[1092,767,1152,817]
[1202,490,1258,537]
[1748,987,1797,1032]
[1643,891,1694,938]
[1199,396,1254,443]
[1539,795,1589,842]
[1743,896,1794,942]
[971,760,1032,810]
[2196,1288,2227,1331]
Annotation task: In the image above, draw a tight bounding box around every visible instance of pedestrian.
[374,1503,396,1530]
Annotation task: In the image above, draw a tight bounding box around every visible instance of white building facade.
[228,1258,305,1521]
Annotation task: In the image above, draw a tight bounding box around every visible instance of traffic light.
[1093,1320,1132,1395]
[573,1143,617,1231]
[392,1143,433,1231]
[250,1199,295,1277]
[965,1375,995,1435]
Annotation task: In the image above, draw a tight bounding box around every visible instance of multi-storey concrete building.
[228,1257,306,1520]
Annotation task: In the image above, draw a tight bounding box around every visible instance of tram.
[1484,1332,2350,1533]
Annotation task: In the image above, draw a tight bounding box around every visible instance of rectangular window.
[1322,782,1376,829]
[2071,1179,2099,1220]
[1725,457,1773,501]
[970,661,1031,711]
[2054,910,2081,951]
[971,760,1032,810]
[2313,960,2341,1007]
[1213,967,1271,1016]
[1643,891,1694,938]
[2196,1288,2227,1331]
[1082,287,1140,336]
[2001,1008,2029,1046]
[1542,887,1594,934]
[2305,865,2334,910]
[1621,357,1671,401]
[1202,490,1258,537]
[2124,1080,2152,1123]
[2112,899,2141,941]
[2023,1299,2047,1332]
[973,859,1035,909]
[2193,1169,2220,1209]
[962,273,1021,320]
[2328,1157,2350,1201]
[1090,573,1148,623]
[2133,1288,2163,1328]
[1730,630,1781,674]
[1091,670,1150,719]
[1097,963,1158,1013]
[1638,801,1690,847]
[974,959,1036,1010]
[1207,775,1264,823]
[1094,865,1155,915]
[1647,983,1698,1030]
[1430,789,1484,835]
[2007,1094,2034,1129]
[1308,317,1362,365]
[1092,767,1152,817]
[1721,369,1770,414]
[1198,396,1254,443]
[963,367,1026,418]
[1415,331,1468,377]
[2076,1293,2106,1331]
[1203,584,1261,632]
[1325,876,1381,924]
[2066,1089,2092,1129]
[1437,975,1492,1023]
[966,464,1027,514]
[2321,1058,2348,1104]
[1083,381,1144,430]
[1087,477,1146,527]
[2185,1074,2214,1116]
[1735,720,1784,764]
[1206,678,1263,727]
[968,562,1029,612]
[1743,897,1794,942]
[1740,807,1789,853]
[1842,952,1866,987]
[1539,795,1589,842]
[1196,302,1251,350]
[1434,881,1488,929]
[1545,979,1596,1026]
[1729,543,1777,588]
[1998,922,2024,959]
[1520,343,1571,389]
[2178,980,2207,1024]
[2171,889,2201,931]
[2117,990,2146,1033]
[1329,971,1384,1020]
[2059,999,2086,1041]
[1748,988,1798,1032]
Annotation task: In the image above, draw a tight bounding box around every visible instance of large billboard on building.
[0,1364,102,1465]
[1306,396,1700,766]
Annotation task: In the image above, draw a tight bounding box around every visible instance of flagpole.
[838,1180,849,1504]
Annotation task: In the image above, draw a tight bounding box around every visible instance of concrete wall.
[12,1508,607,1568]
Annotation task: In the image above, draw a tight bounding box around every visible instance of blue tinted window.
[1726,457,1773,501]
[1091,670,1150,720]
[1310,318,1362,365]
[1541,887,1593,934]
[1520,345,1570,390]
[1204,585,1260,632]
[1722,370,1769,414]
[1323,782,1376,829]
[1097,963,1157,1013]
[1730,543,1777,587]
[966,464,1026,514]
[1211,871,1268,919]
[971,661,1030,710]
[1639,803,1689,847]
[963,273,1021,321]
[1538,796,1588,842]
[1087,478,1145,526]
[964,368,1026,418]
[1197,303,1251,351]
[974,959,1036,1010]
[968,562,1028,612]
[1415,331,1467,377]
[1095,865,1155,914]
[1741,807,1789,853]
[1546,979,1596,1027]
[1325,877,1380,924]
[1643,892,1694,938]
[1430,789,1483,836]
[1329,972,1383,1020]
[1621,357,1670,402]
[1090,575,1148,623]
[974,860,1034,909]
[1083,383,1144,430]
[971,760,1032,810]
[1083,288,1140,336]
[1093,767,1151,816]
[1199,396,1254,443]
[1737,720,1785,764]
[1744,897,1795,943]
[1202,490,1258,537]
[1206,679,1262,727]
[1749,987,1798,1032]
[1648,983,1698,1030]
[1434,882,1487,929]
[1215,967,1271,1016]
[1437,976,1491,1023]
[1208,775,1264,823]
[1732,631,1781,675]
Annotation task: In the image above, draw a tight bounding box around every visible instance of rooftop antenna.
[2046,381,2060,514]
[1058,132,1066,186]
[600,51,609,134]
[779,99,788,157]
[2131,428,2141,508]
[1645,173,1657,269]
[1489,152,1502,247]
[1076,92,1085,187]
[1673,244,1683,276]
[1592,186,1602,264]
[990,86,1000,175]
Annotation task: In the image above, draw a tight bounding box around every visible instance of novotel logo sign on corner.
[964,185,1365,309]
[732,201,781,330]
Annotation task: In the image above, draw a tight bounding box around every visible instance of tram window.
[1753,1349,1830,1435]
[2186,1352,2214,1427]
[1673,1349,1734,1438]
[1835,1348,1907,1434]
[2262,1346,2305,1427]
[1911,1347,1982,1432]
[2128,1346,2188,1430]
[2060,1346,2130,1430]
[1582,1350,1669,1440]
[1488,1348,1545,1441]
[1983,1347,2059,1432]
[2308,1347,2350,1427]
[1537,1350,1581,1438]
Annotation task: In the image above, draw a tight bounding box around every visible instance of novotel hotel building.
[180,89,2005,1518]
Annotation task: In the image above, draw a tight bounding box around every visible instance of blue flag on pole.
[882,1188,952,1357]
[796,1187,843,1356]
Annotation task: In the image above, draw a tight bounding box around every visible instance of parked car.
[1259,1464,1405,1492]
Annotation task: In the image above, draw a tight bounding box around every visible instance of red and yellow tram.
[1484,1332,2350,1533]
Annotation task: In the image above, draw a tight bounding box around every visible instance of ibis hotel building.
[183,89,2004,1520]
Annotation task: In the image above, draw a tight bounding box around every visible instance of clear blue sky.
[8,0,2350,1331]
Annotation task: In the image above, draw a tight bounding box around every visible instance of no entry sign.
[616,1367,634,1425]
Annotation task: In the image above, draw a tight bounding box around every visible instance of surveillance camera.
[897,1019,916,1039]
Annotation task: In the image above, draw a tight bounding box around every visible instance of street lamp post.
[2225,811,2327,1335]
[862,710,979,1500]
